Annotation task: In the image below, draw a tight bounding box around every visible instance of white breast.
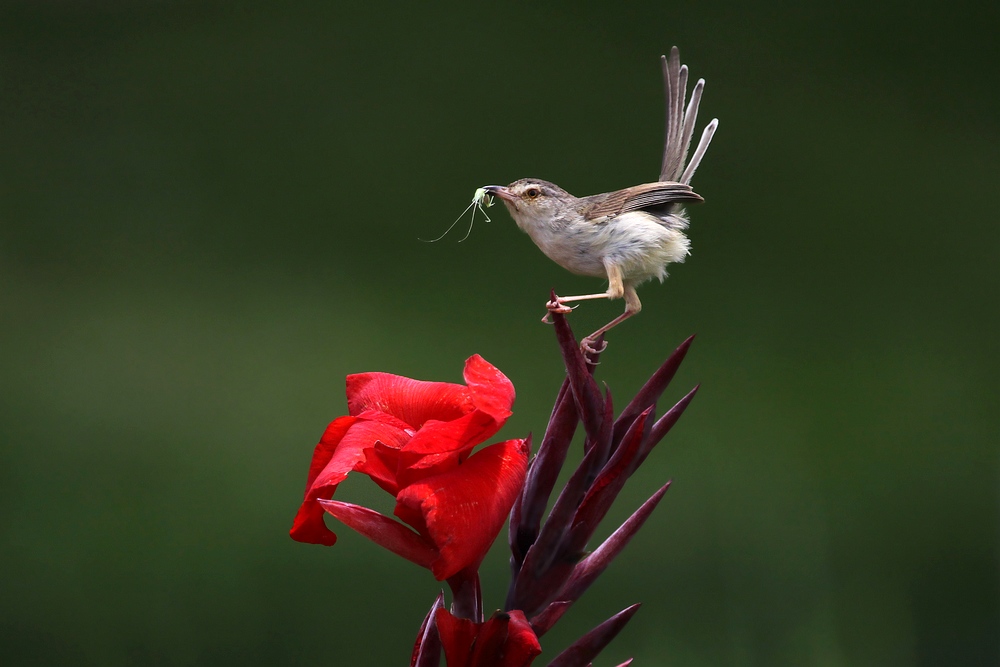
[517,211,690,284]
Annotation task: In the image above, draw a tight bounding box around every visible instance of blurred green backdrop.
[1,1,997,665]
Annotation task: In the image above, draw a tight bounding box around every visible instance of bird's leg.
[543,291,609,317]
[580,283,641,354]
[543,262,626,321]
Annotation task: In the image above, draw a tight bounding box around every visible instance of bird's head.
[483,179,575,232]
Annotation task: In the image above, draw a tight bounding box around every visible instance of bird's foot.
[580,335,608,355]
[546,297,576,314]
[541,297,576,323]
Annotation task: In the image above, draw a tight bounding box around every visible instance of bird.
[484,47,718,353]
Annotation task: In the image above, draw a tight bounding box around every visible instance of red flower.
[435,609,541,667]
[290,355,527,580]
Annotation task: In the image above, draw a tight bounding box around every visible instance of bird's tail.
[658,46,719,186]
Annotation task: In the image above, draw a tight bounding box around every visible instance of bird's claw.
[581,336,607,356]
[545,298,576,314]
[542,298,575,323]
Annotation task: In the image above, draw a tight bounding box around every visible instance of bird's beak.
[482,185,516,204]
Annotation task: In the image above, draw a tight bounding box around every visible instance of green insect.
[472,187,494,209]
[421,187,495,243]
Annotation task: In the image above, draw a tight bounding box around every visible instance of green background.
[2,2,997,665]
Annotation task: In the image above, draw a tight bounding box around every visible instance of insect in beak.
[419,187,496,243]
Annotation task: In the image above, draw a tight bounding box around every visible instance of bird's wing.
[659,46,719,185]
[582,182,703,221]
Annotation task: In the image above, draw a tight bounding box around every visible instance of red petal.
[436,609,541,667]
[346,372,472,428]
[289,417,411,545]
[397,357,515,471]
[473,611,541,667]
[435,608,478,667]
[352,408,416,434]
[411,594,445,667]
[400,409,502,459]
[394,411,499,490]
[501,610,542,667]
[301,416,358,491]
[319,499,438,569]
[395,439,530,580]
[463,354,516,424]
[345,356,514,432]
[354,440,403,496]
[289,416,355,545]
[330,420,410,481]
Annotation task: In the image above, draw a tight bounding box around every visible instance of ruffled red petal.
[395,438,530,580]
[353,440,403,496]
[400,409,501,458]
[462,354,516,424]
[301,416,358,491]
[292,356,517,552]
[346,373,472,428]
[289,417,411,545]
[394,411,499,490]
[394,358,516,488]
[345,355,514,432]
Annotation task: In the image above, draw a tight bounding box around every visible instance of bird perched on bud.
[484,47,718,353]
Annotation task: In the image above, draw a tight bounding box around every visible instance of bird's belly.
[528,212,690,282]
[532,232,609,277]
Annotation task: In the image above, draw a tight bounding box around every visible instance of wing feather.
[582,182,702,221]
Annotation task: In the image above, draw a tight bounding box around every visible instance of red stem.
[446,566,483,623]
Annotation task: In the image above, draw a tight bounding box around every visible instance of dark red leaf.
[558,484,670,608]
[545,604,640,667]
[612,335,694,448]
[566,409,651,552]
[549,310,605,442]
[631,385,699,475]
[513,380,577,564]
[529,600,571,637]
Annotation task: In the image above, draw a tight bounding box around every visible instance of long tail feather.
[658,47,719,186]
[680,118,719,185]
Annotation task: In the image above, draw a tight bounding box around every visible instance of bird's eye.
[525,188,541,199]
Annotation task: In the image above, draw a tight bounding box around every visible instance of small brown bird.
[485,47,718,353]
